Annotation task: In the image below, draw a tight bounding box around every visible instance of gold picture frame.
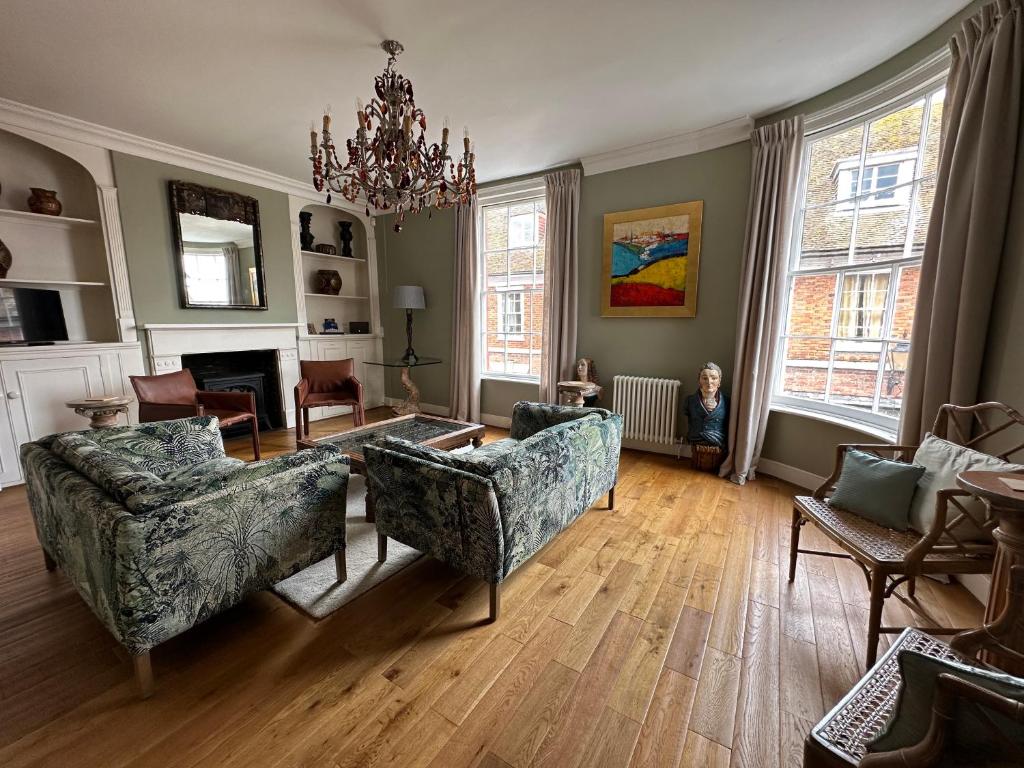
[601,200,703,317]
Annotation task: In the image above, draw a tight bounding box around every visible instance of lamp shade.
[392,285,426,309]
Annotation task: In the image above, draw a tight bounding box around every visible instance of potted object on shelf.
[299,211,315,251]
[0,237,11,278]
[315,269,342,295]
[339,221,354,258]
[314,244,337,255]
[27,188,62,216]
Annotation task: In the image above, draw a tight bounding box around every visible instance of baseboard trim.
[755,459,826,491]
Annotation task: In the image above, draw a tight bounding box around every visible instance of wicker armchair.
[804,566,1024,767]
[790,402,1024,668]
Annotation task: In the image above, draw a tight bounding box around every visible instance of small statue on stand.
[557,357,602,406]
[683,361,729,472]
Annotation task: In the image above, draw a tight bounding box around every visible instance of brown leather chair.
[130,369,261,459]
[295,359,364,440]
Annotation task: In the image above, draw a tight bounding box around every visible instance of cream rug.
[272,474,421,620]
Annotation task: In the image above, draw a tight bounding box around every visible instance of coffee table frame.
[297,413,485,522]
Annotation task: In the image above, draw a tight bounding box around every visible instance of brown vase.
[27,188,62,216]
[315,269,342,295]
[0,237,11,278]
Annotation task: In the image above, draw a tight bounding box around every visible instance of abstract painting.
[601,201,703,317]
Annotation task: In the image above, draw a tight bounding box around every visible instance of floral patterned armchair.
[20,416,350,697]
[365,401,622,621]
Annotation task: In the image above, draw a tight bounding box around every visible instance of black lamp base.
[402,309,418,365]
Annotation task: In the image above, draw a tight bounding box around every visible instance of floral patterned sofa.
[20,416,350,697]
[365,401,623,620]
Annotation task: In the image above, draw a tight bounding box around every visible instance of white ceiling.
[0,0,968,184]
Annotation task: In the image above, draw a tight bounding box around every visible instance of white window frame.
[477,179,547,383]
[771,72,947,436]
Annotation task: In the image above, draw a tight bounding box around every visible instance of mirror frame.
[168,180,269,310]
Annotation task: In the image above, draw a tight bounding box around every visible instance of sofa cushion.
[510,401,613,440]
[51,432,167,505]
[908,434,1024,540]
[161,456,247,485]
[868,649,1024,760]
[377,436,519,478]
[828,449,925,531]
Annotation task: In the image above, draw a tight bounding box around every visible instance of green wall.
[111,153,297,328]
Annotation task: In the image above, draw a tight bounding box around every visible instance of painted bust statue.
[684,361,728,447]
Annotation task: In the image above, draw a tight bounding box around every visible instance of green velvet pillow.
[868,649,1024,760]
[828,449,925,530]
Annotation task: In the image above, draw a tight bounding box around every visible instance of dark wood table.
[297,413,485,522]
[956,470,1024,673]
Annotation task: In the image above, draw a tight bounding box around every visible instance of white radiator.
[612,375,681,451]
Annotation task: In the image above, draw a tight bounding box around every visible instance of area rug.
[272,474,421,620]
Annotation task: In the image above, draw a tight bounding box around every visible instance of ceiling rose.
[309,40,477,232]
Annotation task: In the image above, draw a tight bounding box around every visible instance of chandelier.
[309,40,477,232]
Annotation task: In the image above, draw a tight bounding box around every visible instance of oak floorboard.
[0,408,987,767]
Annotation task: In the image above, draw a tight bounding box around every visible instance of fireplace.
[181,349,283,434]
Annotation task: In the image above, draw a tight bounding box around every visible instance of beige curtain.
[449,198,481,422]
[899,0,1024,443]
[540,169,581,403]
[720,116,805,484]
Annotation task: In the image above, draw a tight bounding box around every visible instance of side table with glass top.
[366,356,442,415]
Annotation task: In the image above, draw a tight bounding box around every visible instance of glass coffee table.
[365,357,441,415]
[296,412,484,522]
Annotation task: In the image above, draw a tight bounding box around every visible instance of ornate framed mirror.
[168,180,268,309]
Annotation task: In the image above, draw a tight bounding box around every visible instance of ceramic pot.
[339,221,354,258]
[315,269,342,295]
[0,237,11,278]
[27,188,62,216]
[299,211,315,251]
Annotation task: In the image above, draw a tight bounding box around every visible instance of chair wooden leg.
[489,582,501,623]
[378,534,387,563]
[294,407,303,443]
[608,485,616,510]
[250,419,261,460]
[334,549,347,583]
[788,508,802,583]
[133,652,154,699]
[866,569,887,668]
[303,408,311,436]
[42,548,57,571]
[907,577,916,599]
[357,405,365,427]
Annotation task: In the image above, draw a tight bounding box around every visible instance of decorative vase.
[0,237,11,278]
[315,269,342,295]
[299,211,315,251]
[339,221,354,258]
[27,188,62,216]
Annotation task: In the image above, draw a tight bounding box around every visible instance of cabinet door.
[0,392,22,486]
[2,355,108,446]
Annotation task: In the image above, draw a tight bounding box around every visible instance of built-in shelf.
[0,278,106,290]
[300,249,367,263]
[0,208,99,229]
[304,292,370,300]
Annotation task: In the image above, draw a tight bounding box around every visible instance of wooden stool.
[557,380,601,406]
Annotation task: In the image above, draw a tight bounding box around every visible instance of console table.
[366,356,441,415]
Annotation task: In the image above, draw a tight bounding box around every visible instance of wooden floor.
[0,407,983,767]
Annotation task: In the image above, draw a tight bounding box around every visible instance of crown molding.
[580,116,753,176]
[0,96,324,200]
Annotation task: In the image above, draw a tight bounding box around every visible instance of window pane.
[838,271,890,339]
[507,249,536,288]
[798,202,854,270]
[890,264,920,340]
[484,206,508,250]
[865,98,925,175]
[828,341,882,411]
[785,273,837,338]
[852,193,910,262]
[909,176,937,256]
[921,89,945,179]
[806,123,865,208]
[780,338,827,402]
[880,341,910,417]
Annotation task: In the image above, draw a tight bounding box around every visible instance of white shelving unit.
[0,208,99,228]
[0,278,106,290]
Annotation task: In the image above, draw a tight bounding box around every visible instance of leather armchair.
[295,359,364,440]
[130,369,261,459]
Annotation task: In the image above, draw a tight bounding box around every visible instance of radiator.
[612,375,681,448]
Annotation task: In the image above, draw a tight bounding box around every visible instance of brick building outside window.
[480,191,546,379]
[774,83,946,432]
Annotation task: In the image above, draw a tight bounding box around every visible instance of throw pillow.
[868,649,1024,759]
[828,449,925,530]
[908,434,1024,540]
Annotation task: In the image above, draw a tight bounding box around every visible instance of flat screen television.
[0,287,69,345]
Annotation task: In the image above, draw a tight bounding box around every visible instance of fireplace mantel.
[141,323,301,428]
